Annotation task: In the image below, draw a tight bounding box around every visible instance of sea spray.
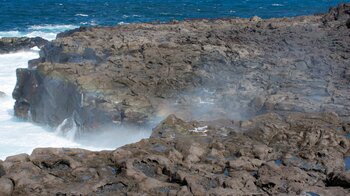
[0,49,98,160]
[55,117,78,141]
[0,46,151,160]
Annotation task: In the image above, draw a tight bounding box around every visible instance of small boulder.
[324,3,350,21]
[0,178,14,196]
[229,156,264,171]
[5,153,30,163]
[250,16,262,22]
[151,114,195,139]
[0,37,49,54]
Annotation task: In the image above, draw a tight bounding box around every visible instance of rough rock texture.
[12,4,350,130]
[4,4,350,195]
[0,37,48,54]
[0,112,350,195]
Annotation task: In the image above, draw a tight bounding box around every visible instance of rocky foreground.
[1,3,350,196]
[0,112,350,195]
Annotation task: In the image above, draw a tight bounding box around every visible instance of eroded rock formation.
[0,37,48,54]
[12,3,350,130]
[0,112,350,195]
[3,3,350,195]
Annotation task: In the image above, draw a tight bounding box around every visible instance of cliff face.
[12,4,350,130]
[3,3,350,195]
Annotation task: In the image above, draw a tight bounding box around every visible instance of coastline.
[13,4,350,129]
[0,3,350,195]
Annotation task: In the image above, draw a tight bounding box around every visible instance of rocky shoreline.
[0,3,349,195]
[12,4,350,132]
[0,37,48,54]
[1,112,350,195]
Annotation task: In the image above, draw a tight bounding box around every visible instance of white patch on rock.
[190,126,208,133]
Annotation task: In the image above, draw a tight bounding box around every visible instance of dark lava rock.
[0,37,48,54]
[4,5,350,194]
[12,4,350,131]
[0,112,350,195]
[12,69,37,119]
[0,162,5,177]
[323,3,350,22]
[326,172,350,188]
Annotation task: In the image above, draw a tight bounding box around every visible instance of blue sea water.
[0,0,348,159]
[0,0,348,40]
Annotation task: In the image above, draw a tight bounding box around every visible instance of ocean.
[0,0,346,39]
[0,0,347,160]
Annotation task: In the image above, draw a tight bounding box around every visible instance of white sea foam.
[55,118,78,141]
[118,22,129,25]
[0,25,79,41]
[30,46,40,51]
[0,50,90,160]
[272,4,284,7]
[89,20,98,26]
[25,31,58,40]
[0,31,22,38]
[28,25,79,40]
[0,29,151,160]
[75,13,89,17]
[0,31,56,41]
[29,24,79,31]
[0,50,120,160]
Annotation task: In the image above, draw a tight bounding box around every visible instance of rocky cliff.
[13,4,350,131]
[0,37,48,54]
[3,3,350,195]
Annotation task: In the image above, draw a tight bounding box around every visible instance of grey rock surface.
[0,37,48,54]
[12,4,350,130]
[3,4,350,195]
[0,112,349,195]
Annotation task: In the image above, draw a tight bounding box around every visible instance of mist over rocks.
[0,37,48,54]
[12,4,350,131]
[0,112,350,195]
[4,4,350,194]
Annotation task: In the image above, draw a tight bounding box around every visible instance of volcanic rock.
[323,3,350,22]
[326,172,350,188]
[4,4,350,194]
[12,4,350,131]
[0,37,48,54]
[0,178,13,196]
[0,112,349,195]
